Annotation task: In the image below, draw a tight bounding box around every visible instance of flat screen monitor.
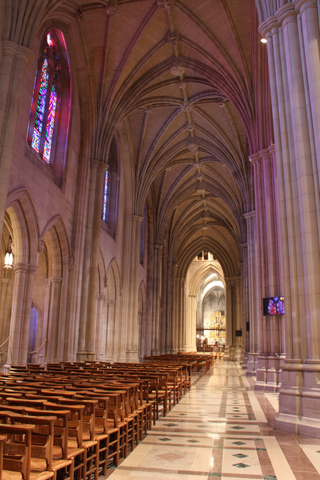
[263,296,284,316]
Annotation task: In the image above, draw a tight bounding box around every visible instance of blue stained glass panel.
[32,58,49,152]
[43,84,57,163]
[102,169,109,221]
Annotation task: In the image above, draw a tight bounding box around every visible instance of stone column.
[6,263,28,365]
[94,293,104,358]
[176,278,186,352]
[245,211,259,374]
[19,265,37,365]
[251,147,282,391]
[159,249,167,354]
[0,42,33,242]
[151,244,162,355]
[107,300,116,360]
[78,160,106,360]
[46,277,62,363]
[0,275,11,366]
[241,244,249,365]
[260,1,320,436]
[189,294,197,352]
[126,214,143,361]
[225,278,233,347]
[165,262,173,353]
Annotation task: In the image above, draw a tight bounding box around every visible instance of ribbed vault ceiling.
[48,0,272,278]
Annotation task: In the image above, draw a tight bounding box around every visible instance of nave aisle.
[107,362,320,480]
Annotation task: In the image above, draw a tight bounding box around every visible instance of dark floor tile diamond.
[233,462,250,469]
[263,476,277,480]
[232,415,241,418]
[231,426,244,430]
[233,453,248,458]
[233,441,245,445]
[163,423,177,427]
[208,474,222,477]
[187,439,199,443]
[159,438,171,442]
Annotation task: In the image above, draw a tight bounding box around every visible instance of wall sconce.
[4,236,13,269]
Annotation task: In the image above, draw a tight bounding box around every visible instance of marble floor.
[105,361,320,480]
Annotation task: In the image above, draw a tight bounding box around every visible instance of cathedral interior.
[2,0,320,476]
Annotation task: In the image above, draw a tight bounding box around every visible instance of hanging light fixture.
[4,236,13,269]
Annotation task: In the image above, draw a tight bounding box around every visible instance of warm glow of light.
[261,38,267,44]
[202,280,224,296]
[4,252,13,268]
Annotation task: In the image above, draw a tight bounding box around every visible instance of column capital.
[294,0,318,14]
[91,158,104,170]
[259,16,279,39]
[13,263,28,273]
[154,243,163,250]
[277,3,297,27]
[268,144,276,156]
[244,210,256,220]
[248,152,261,164]
[132,214,144,223]
[50,277,62,285]
[27,264,38,274]
[1,41,34,65]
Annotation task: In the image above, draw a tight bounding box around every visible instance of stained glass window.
[27,30,68,167]
[43,82,57,163]
[102,169,109,222]
[31,58,49,153]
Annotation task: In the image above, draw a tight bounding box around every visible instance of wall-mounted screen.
[263,296,284,316]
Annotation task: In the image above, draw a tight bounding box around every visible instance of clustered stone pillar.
[249,147,282,391]
[165,262,174,353]
[245,211,259,374]
[126,214,143,361]
[260,0,320,436]
[173,277,186,352]
[46,277,62,363]
[6,264,37,366]
[0,42,33,242]
[78,160,106,361]
[151,244,162,355]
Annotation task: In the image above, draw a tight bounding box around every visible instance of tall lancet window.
[101,137,119,238]
[102,167,109,223]
[27,30,70,186]
[140,208,145,265]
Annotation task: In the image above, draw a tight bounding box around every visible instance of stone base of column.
[224,346,242,362]
[76,350,87,361]
[242,351,248,369]
[254,355,282,392]
[246,352,259,375]
[3,363,10,374]
[86,351,96,361]
[126,350,139,362]
[275,360,303,435]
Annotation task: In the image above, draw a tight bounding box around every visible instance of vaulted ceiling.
[46,0,272,277]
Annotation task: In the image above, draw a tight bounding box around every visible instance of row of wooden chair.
[0,355,214,479]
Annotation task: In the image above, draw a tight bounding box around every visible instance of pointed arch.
[5,188,40,266]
